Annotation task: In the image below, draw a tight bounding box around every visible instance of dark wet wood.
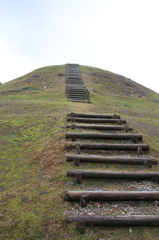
[66,124,133,131]
[66,155,157,165]
[67,143,150,151]
[67,113,121,119]
[67,215,159,227]
[66,191,159,201]
[67,117,126,124]
[67,170,159,182]
[66,132,142,140]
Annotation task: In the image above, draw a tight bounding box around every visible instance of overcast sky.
[0,0,159,93]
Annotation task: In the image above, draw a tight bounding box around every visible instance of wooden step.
[68,96,89,99]
[65,190,159,202]
[66,124,133,131]
[66,154,157,165]
[68,94,88,96]
[68,97,89,99]
[67,77,82,80]
[67,93,87,95]
[66,83,83,85]
[67,70,79,73]
[70,100,90,103]
[66,81,82,84]
[68,93,88,95]
[66,85,87,89]
[67,89,87,91]
[68,90,88,93]
[67,117,126,124]
[66,79,83,81]
[67,80,82,82]
[67,143,149,152]
[68,97,89,100]
[68,91,88,93]
[68,98,89,100]
[67,170,159,183]
[67,113,121,118]
[67,89,88,91]
[67,73,81,76]
[67,215,159,232]
[66,132,142,142]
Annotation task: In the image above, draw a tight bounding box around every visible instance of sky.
[0,0,159,93]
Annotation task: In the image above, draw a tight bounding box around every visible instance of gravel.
[64,201,159,216]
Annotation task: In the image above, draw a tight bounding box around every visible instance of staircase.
[66,64,90,103]
[65,112,159,232]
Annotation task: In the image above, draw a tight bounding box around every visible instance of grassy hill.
[0,64,159,240]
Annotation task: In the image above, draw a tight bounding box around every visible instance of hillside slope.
[0,64,159,240]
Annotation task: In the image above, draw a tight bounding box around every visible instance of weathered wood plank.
[67,215,159,226]
[67,117,126,123]
[67,143,150,151]
[67,170,159,182]
[66,154,157,165]
[66,124,133,131]
[65,191,159,201]
[67,113,121,119]
[66,132,142,141]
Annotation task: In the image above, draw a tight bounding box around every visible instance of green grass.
[0,64,159,239]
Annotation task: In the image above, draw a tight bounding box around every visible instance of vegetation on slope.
[0,64,159,239]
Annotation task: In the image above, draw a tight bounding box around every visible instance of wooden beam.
[67,143,150,151]
[66,124,133,131]
[67,117,126,124]
[66,132,142,141]
[66,155,157,165]
[67,170,159,183]
[67,215,159,228]
[67,113,121,119]
[65,191,159,201]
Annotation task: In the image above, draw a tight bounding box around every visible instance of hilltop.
[0,64,159,240]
